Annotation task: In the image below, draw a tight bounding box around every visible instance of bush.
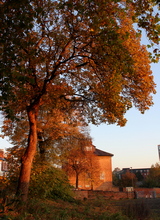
[29,166,74,201]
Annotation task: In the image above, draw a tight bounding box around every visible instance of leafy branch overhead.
[0,0,157,125]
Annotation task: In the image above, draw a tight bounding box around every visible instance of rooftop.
[94,148,113,157]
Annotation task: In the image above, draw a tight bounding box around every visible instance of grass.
[1,194,160,220]
[0,196,127,220]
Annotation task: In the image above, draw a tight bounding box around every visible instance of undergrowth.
[1,193,160,220]
[0,195,128,220]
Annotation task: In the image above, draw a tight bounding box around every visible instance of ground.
[1,196,160,219]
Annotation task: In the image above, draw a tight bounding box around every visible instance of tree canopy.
[0,0,159,200]
[0,0,157,124]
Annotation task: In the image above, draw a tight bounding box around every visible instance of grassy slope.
[1,197,160,219]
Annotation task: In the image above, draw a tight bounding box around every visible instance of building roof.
[94,148,113,157]
[122,168,150,172]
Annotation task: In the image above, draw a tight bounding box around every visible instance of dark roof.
[122,168,150,171]
[94,148,113,157]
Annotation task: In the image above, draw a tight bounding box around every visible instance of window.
[85,146,93,151]
[100,172,105,180]
[2,161,8,171]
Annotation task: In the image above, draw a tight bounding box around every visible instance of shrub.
[29,166,74,201]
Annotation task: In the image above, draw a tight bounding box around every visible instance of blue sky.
[90,62,160,170]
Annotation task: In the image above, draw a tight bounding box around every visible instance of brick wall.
[73,188,160,200]
[153,188,160,198]
[97,156,113,182]
[68,155,113,191]
[88,190,134,200]
[73,190,134,200]
[73,190,89,200]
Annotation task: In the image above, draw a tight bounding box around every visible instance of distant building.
[0,149,8,177]
[131,168,150,179]
[125,168,149,178]
[115,167,150,181]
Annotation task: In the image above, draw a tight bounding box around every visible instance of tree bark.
[17,106,38,201]
[75,172,79,189]
[90,180,93,190]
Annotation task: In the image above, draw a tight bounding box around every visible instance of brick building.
[68,145,114,190]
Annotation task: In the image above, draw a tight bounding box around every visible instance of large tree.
[0,0,158,201]
[63,147,89,189]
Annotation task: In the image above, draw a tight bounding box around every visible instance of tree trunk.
[90,180,93,191]
[17,106,38,201]
[75,172,79,189]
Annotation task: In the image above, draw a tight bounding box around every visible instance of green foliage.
[112,167,122,187]
[29,166,74,201]
[112,173,122,187]
[135,171,144,181]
